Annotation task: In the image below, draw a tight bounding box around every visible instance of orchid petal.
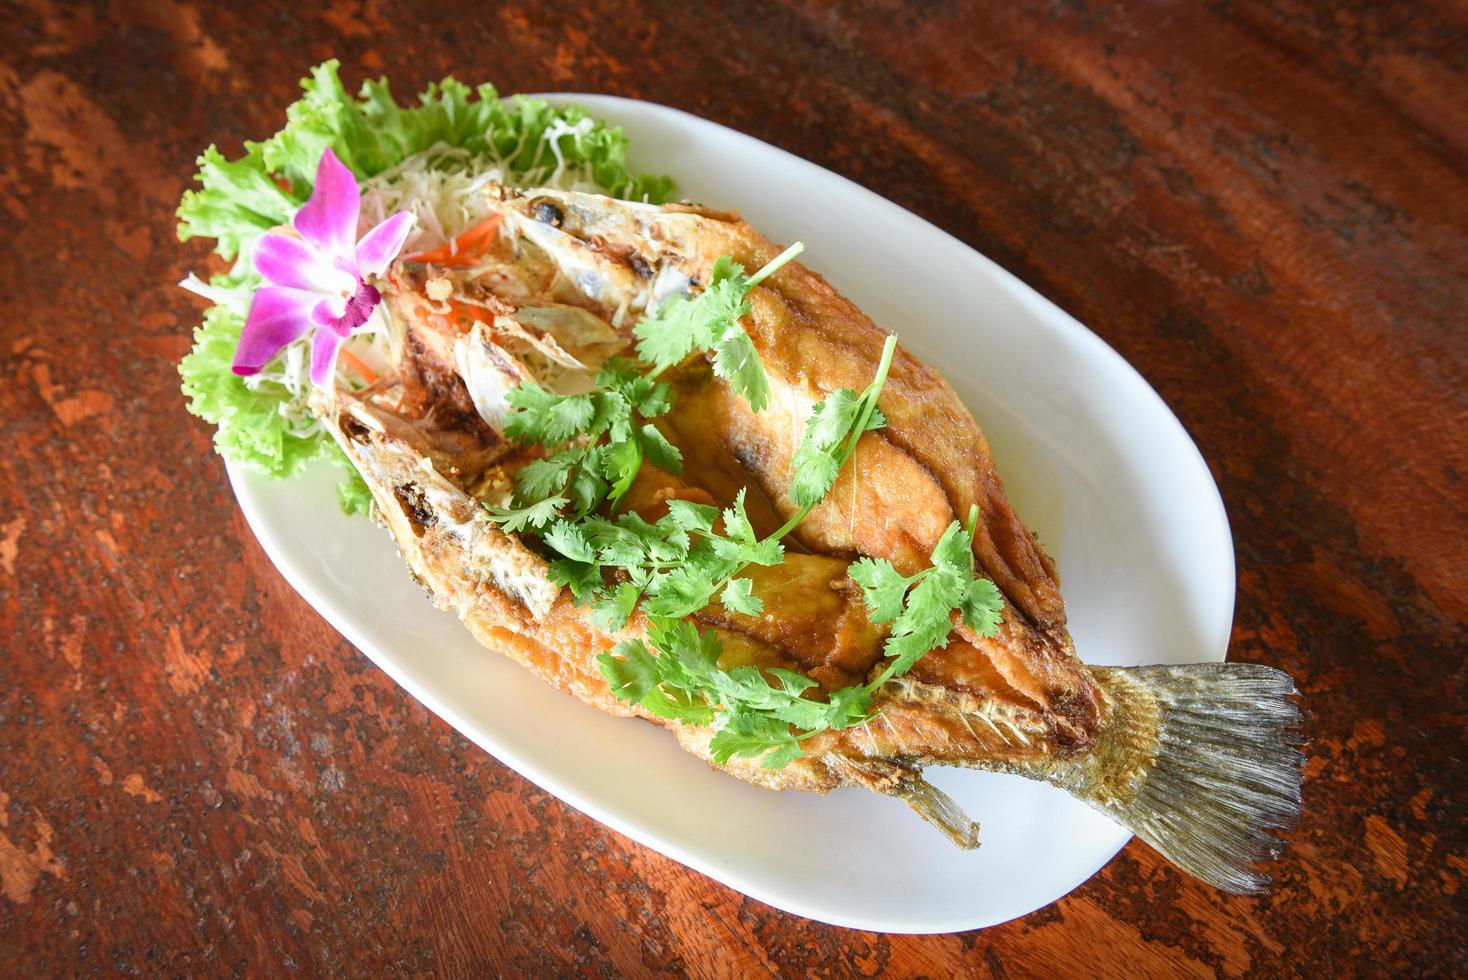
[311,297,347,328]
[254,232,356,295]
[355,212,416,277]
[340,281,381,332]
[233,287,318,375]
[293,148,360,259]
[309,327,346,386]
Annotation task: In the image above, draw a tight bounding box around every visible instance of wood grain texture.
[1,0,1464,975]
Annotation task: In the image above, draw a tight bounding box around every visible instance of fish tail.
[1049,663,1304,894]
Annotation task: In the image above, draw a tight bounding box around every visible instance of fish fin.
[825,756,982,849]
[1062,663,1304,894]
[888,771,983,850]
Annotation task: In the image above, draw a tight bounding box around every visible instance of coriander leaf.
[709,700,805,768]
[636,424,683,474]
[755,739,806,770]
[548,558,605,600]
[959,578,1004,638]
[543,519,597,562]
[588,390,631,439]
[514,449,582,502]
[598,641,659,702]
[484,495,567,533]
[599,360,673,418]
[785,338,896,511]
[602,616,880,771]
[593,357,647,391]
[709,725,791,765]
[823,685,873,728]
[632,252,779,416]
[859,514,1006,690]
[929,520,975,576]
[765,667,819,697]
[721,489,758,545]
[546,394,597,443]
[887,567,966,671]
[665,499,719,534]
[640,687,716,725]
[564,458,610,517]
[720,577,763,616]
[647,618,721,677]
[737,538,784,567]
[847,557,913,625]
[502,384,566,444]
[789,388,861,507]
[712,328,771,413]
[591,583,642,631]
[600,436,643,503]
[643,565,721,618]
[585,516,660,567]
[630,379,673,418]
[632,292,722,374]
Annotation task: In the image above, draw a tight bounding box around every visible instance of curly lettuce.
[179,306,327,478]
[177,60,676,507]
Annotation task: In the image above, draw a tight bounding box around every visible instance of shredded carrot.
[403,214,503,267]
[338,348,378,384]
[445,298,494,327]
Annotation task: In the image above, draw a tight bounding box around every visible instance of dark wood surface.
[2,1,1464,975]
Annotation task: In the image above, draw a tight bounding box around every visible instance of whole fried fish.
[313,187,1303,894]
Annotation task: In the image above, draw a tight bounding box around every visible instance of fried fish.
[313,187,1303,894]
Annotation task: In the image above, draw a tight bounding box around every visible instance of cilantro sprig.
[521,335,900,628]
[486,359,680,522]
[633,242,805,411]
[598,619,876,769]
[849,505,1005,689]
[597,507,1005,768]
[541,489,783,630]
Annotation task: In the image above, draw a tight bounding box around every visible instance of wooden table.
[2,1,1463,974]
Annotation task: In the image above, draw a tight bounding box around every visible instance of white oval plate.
[226,95,1234,933]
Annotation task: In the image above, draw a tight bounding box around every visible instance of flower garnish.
[232,148,414,385]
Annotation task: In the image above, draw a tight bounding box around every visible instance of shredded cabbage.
[176,60,676,500]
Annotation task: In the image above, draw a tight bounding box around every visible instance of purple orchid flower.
[233,148,414,385]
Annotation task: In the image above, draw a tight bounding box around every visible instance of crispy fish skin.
[317,390,985,844]
[490,190,1099,736]
[314,186,1303,894]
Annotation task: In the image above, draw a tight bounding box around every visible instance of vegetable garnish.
[597,511,1005,769]
[400,214,502,266]
[486,358,680,520]
[234,148,414,386]
[633,242,805,411]
[537,487,784,626]
[177,60,675,501]
[489,326,899,628]
[849,506,1005,690]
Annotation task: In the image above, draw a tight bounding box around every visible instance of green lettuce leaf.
[178,306,325,478]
